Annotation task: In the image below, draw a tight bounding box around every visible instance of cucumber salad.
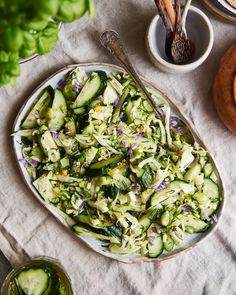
[13,67,222,258]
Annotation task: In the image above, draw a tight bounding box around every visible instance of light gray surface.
[0,1,235,294]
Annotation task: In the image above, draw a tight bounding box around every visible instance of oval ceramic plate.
[217,0,236,13]
[201,0,236,24]
[12,63,224,263]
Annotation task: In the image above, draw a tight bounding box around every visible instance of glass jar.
[1,256,73,295]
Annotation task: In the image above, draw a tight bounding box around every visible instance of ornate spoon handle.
[100,30,162,119]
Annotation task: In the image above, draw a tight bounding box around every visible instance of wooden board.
[213,44,236,134]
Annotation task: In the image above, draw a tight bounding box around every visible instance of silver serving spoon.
[154,0,173,61]
[100,30,195,145]
[171,0,195,65]
[100,30,163,119]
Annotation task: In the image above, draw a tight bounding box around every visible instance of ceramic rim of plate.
[201,0,236,24]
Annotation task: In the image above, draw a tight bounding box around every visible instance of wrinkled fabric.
[0,1,236,294]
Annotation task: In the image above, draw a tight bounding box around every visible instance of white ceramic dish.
[201,0,236,24]
[217,0,236,14]
[146,6,214,74]
[12,63,224,263]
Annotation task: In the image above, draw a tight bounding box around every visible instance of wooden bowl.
[213,44,236,134]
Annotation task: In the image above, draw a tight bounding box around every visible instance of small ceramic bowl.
[146,6,214,74]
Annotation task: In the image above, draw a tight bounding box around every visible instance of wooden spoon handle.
[174,0,183,31]
[182,0,192,32]
[154,0,172,34]
[162,0,176,29]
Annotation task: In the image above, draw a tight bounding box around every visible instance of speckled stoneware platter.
[12,63,224,263]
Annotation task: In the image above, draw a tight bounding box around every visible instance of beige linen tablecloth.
[0,1,236,294]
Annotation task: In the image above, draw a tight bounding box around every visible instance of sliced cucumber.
[204,163,213,177]
[163,235,174,252]
[184,164,201,182]
[73,71,107,108]
[193,191,208,203]
[180,214,208,233]
[30,145,45,162]
[169,230,183,245]
[193,191,220,218]
[148,235,163,258]
[33,173,55,202]
[210,172,218,184]
[135,209,158,236]
[39,129,60,162]
[150,180,181,207]
[91,154,123,169]
[203,178,219,201]
[16,268,49,295]
[200,204,219,219]
[40,130,57,150]
[160,211,171,226]
[112,86,130,123]
[21,87,53,129]
[48,89,67,130]
[150,180,196,207]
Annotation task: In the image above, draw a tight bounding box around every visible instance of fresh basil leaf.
[23,16,49,31]
[56,0,88,22]
[36,22,59,55]
[19,31,37,58]
[0,25,23,52]
[36,0,60,17]
[0,51,19,87]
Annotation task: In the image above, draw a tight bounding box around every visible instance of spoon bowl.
[171,30,195,65]
[171,0,195,65]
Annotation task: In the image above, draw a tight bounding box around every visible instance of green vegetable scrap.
[13,67,222,258]
[0,0,95,87]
